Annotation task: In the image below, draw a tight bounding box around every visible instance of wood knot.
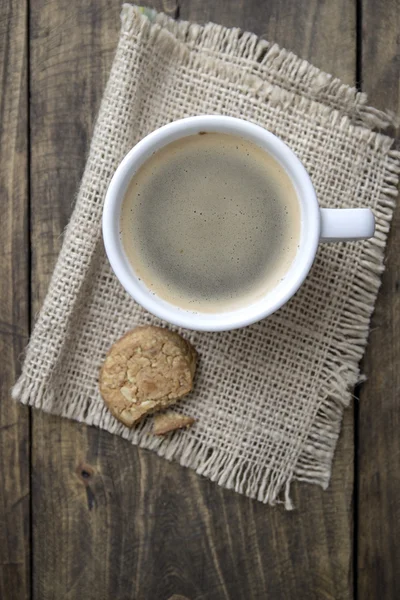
[76,463,96,511]
[76,463,94,483]
[162,0,179,17]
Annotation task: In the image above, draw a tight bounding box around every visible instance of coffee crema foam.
[120,132,300,313]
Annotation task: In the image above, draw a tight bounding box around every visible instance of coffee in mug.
[120,132,300,313]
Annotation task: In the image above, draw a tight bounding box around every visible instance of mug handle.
[320,208,375,242]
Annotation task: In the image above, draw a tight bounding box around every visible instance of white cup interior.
[102,116,320,331]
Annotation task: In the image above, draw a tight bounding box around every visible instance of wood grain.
[357,0,400,597]
[180,0,356,85]
[29,2,120,598]
[29,1,357,599]
[0,0,30,599]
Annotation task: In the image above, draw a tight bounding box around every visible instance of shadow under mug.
[102,116,375,332]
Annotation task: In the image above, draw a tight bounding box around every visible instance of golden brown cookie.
[99,326,196,428]
[153,411,195,436]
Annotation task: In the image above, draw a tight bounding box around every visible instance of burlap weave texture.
[13,5,399,508]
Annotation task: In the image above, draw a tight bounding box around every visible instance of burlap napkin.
[13,4,399,508]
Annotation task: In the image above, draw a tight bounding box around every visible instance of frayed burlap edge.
[13,5,400,509]
[125,4,398,130]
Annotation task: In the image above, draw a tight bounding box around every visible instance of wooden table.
[1,1,399,598]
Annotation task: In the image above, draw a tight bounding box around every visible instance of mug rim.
[102,115,320,331]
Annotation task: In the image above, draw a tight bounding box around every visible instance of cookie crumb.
[153,411,195,436]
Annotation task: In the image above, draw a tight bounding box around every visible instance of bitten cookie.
[99,326,197,428]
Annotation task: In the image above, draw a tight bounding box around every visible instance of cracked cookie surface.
[99,326,197,427]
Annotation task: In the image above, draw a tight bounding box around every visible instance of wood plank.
[178,1,356,599]
[0,0,30,599]
[357,0,400,597]
[30,0,356,598]
[180,0,355,85]
[29,2,121,598]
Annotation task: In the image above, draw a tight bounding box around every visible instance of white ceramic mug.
[103,115,375,331]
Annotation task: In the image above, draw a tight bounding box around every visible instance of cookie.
[99,326,196,427]
[153,411,195,436]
